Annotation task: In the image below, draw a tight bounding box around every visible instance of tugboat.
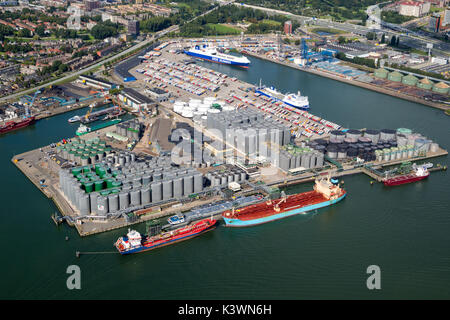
[75,123,91,136]
[383,164,430,186]
[114,218,218,255]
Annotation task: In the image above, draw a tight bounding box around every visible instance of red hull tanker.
[383,165,429,186]
[222,176,346,227]
[0,116,36,134]
[115,218,217,255]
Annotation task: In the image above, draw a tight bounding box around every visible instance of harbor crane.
[24,89,41,118]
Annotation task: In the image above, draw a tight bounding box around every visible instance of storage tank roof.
[403,74,418,80]
[419,77,433,84]
[389,71,403,76]
[434,82,449,89]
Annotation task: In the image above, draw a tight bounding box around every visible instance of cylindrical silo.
[141,187,151,205]
[184,175,194,195]
[108,194,119,213]
[163,180,173,200]
[96,196,109,215]
[119,192,130,210]
[151,182,162,202]
[130,189,141,206]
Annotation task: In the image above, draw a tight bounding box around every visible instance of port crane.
[24,89,41,118]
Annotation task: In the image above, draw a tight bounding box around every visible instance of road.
[0,1,228,103]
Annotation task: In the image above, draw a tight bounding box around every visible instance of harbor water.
[1,56,449,299]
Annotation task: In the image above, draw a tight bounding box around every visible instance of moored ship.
[184,45,250,68]
[256,81,309,110]
[383,164,429,186]
[222,176,346,227]
[0,116,36,135]
[114,218,218,255]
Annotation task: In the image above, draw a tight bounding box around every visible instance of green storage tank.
[112,181,122,188]
[84,182,94,193]
[374,68,388,79]
[388,71,403,82]
[100,190,111,196]
[417,78,433,90]
[71,167,82,176]
[105,178,115,189]
[94,180,104,191]
[432,82,449,94]
[402,74,418,86]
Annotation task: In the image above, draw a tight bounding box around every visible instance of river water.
[1,56,449,299]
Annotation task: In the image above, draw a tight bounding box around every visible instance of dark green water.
[1,57,449,299]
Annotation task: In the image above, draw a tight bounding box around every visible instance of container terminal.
[11,41,448,237]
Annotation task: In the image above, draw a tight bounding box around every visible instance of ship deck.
[230,191,328,221]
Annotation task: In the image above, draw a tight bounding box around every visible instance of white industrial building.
[118,88,155,112]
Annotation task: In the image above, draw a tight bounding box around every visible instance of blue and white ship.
[184,45,250,68]
[256,80,309,110]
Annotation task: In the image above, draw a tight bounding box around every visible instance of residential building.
[398,1,430,17]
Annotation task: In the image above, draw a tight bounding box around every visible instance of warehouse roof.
[121,88,154,104]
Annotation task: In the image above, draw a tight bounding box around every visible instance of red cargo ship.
[0,116,36,135]
[383,165,429,186]
[223,176,346,227]
[114,218,218,255]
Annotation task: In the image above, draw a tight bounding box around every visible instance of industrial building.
[118,88,155,112]
[78,75,117,90]
[146,87,171,102]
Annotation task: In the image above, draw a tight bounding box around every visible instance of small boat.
[168,213,185,225]
[68,115,80,123]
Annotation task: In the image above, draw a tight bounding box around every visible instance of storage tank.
[162,180,173,200]
[151,182,162,202]
[183,175,194,195]
[173,178,183,198]
[79,194,90,215]
[141,187,151,205]
[108,194,119,213]
[388,71,403,82]
[96,196,108,215]
[119,192,130,210]
[374,68,388,79]
[432,82,449,94]
[130,189,141,206]
[402,74,418,86]
[417,77,433,90]
[329,130,345,143]
[345,129,361,140]
[380,129,396,142]
[194,174,203,192]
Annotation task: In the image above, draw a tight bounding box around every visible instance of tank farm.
[10,44,448,239]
